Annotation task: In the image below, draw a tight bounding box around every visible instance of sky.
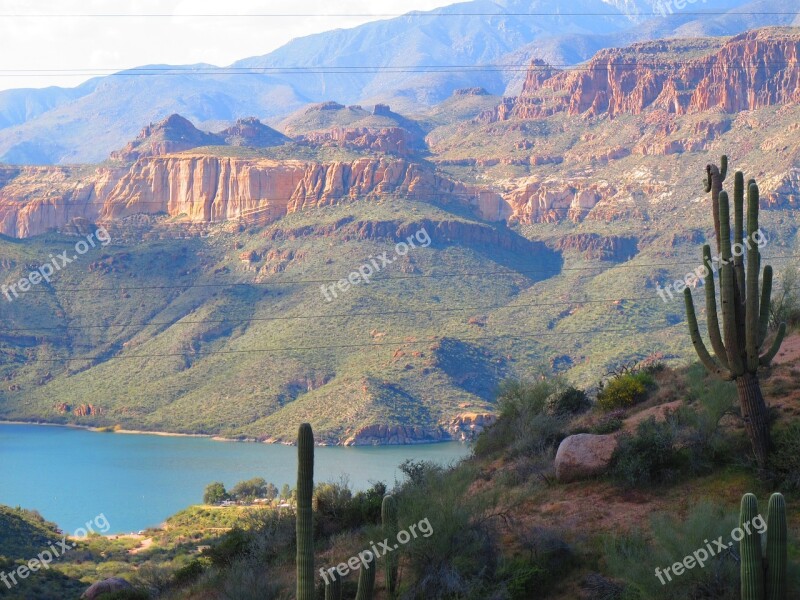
[0,0,454,91]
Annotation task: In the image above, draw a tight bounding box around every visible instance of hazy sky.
[0,0,454,91]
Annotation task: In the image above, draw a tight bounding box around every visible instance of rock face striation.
[0,156,511,238]
[491,29,800,121]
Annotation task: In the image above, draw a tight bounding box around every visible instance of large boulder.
[555,434,618,483]
[81,577,133,599]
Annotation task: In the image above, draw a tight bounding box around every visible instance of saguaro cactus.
[296,423,315,600]
[739,492,787,600]
[382,495,400,598]
[354,558,376,600]
[684,157,785,469]
[704,155,728,253]
[324,571,342,600]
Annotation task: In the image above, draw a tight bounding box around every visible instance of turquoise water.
[0,423,470,534]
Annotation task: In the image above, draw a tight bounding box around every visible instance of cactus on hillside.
[296,423,315,600]
[739,492,787,600]
[382,495,400,598]
[684,156,786,469]
[354,556,376,600]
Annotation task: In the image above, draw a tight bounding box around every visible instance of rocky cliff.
[491,28,800,121]
[0,155,511,238]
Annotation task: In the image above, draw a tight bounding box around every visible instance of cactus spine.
[382,495,400,598]
[296,423,315,600]
[739,493,787,600]
[684,156,786,469]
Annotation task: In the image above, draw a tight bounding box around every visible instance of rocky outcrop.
[552,234,639,261]
[555,434,619,483]
[0,156,512,238]
[447,412,497,442]
[81,577,132,599]
[298,127,415,156]
[218,117,288,147]
[503,178,619,224]
[493,28,800,121]
[110,114,221,161]
[342,424,448,446]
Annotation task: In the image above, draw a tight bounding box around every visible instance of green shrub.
[499,558,548,600]
[770,421,800,490]
[546,386,591,416]
[202,527,251,567]
[591,410,625,435]
[610,417,682,488]
[597,372,654,411]
[475,378,568,458]
[172,559,207,586]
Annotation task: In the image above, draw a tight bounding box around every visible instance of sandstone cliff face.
[297,127,415,156]
[494,29,800,121]
[0,156,511,238]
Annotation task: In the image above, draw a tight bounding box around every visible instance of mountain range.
[0,0,797,164]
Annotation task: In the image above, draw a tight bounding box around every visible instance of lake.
[0,423,471,534]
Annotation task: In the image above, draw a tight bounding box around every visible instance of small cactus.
[382,495,400,598]
[354,557,376,600]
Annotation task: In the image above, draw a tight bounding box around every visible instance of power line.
[2,62,799,77]
[3,256,798,295]
[11,325,674,362]
[0,11,795,17]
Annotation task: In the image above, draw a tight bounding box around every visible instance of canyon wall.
[492,29,800,121]
[0,155,511,238]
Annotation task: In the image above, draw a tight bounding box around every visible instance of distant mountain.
[0,0,795,164]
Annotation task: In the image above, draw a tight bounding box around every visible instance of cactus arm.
[704,167,713,193]
[759,323,786,366]
[766,493,788,600]
[354,557,376,600]
[382,495,400,598]
[685,288,731,379]
[720,155,728,181]
[296,423,315,600]
[758,265,773,347]
[702,245,730,370]
[746,182,761,372]
[718,191,746,376]
[740,493,766,600]
[734,171,747,299]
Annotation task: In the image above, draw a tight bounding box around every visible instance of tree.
[280,483,291,501]
[229,477,268,502]
[264,482,278,502]
[684,156,786,470]
[203,482,228,505]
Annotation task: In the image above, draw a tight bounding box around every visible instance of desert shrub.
[475,378,568,458]
[498,558,548,600]
[770,264,800,329]
[603,502,741,599]
[610,417,682,488]
[597,372,654,411]
[397,463,499,599]
[172,558,209,586]
[202,527,251,567]
[770,421,800,491]
[546,386,591,416]
[590,410,625,435]
[97,590,152,600]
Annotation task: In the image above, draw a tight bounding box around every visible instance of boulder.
[81,577,133,599]
[555,434,618,483]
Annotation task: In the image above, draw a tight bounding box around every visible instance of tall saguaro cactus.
[684,156,786,469]
[382,495,400,598]
[704,155,728,253]
[296,423,315,600]
[739,492,787,600]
